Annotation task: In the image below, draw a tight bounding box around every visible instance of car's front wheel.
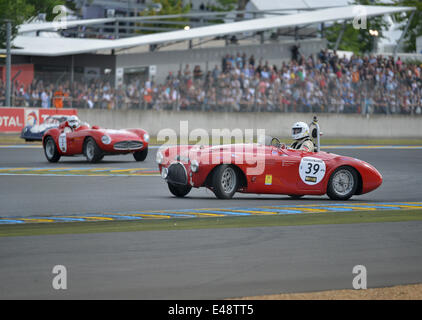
[44,136,61,163]
[327,166,358,200]
[84,137,103,163]
[133,147,148,161]
[212,165,239,199]
[168,182,192,198]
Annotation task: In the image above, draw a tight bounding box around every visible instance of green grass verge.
[1,209,421,237]
[1,134,422,146]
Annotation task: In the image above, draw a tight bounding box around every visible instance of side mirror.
[312,128,318,138]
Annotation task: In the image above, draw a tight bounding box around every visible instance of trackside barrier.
[0,107,78,133]
[77,109,422,139]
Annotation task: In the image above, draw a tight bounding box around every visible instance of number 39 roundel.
[299,157,326,185]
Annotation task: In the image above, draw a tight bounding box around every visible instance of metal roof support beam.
[114,20,119,39]
[394,10,415,58]
[334,21,347,51]
[5,20,11,107]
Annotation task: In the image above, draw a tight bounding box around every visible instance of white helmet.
[291,121,310,140]
[68,115,80,129]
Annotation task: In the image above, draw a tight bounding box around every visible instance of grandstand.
[0,2,419,115]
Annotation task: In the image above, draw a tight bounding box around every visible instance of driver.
[290,121,315,152]
[66,115,81,131]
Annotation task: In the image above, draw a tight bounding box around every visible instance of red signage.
[0,108,25,132]
[0,107,78,133]
[39,109,78,124]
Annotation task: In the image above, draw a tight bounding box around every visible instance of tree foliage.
[1,0,74,49]
[27,0,74,22]
[138,0,191,34]
[391,0,422,52]
[325,0,390,54]
[0,0,34,48]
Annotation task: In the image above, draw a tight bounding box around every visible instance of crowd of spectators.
[1,49,421,115]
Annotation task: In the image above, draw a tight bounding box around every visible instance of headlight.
[161,167,168,179]
[101,135,111,144]
[143,133,150,143]
[156,151,164,164]
[190,159,199,172]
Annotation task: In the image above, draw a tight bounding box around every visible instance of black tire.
[327,166,358,200]
[289,195,304,199]
[84,137,103,163]
[43,136,61,163]
[212,165,239,199]
[168,182,192,198]
[133,147,148,161]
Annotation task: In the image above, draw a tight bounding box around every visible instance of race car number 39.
[299,157,326,185]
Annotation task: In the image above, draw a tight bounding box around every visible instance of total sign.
[0,108,25,132]
[0,107,78,132]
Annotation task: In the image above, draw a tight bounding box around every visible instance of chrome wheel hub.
[332,169,354,196]
[86,141,94,159]
[46,140,55,158]
[221,167,236,194]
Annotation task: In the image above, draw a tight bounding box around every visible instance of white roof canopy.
[17,18,115,34]
[248,0,350,11]
[3,5,415,57]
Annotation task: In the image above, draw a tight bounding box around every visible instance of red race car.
[43,116,149,163]
[156,117,382,200]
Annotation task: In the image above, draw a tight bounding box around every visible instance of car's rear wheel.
[133,147,148,161]
[84,137,103,163]
[44,136,61,163]
[168,182,192,198]
[327,166,358,200]
[212,165,239,199]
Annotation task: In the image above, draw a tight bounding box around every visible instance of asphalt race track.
[1,146,422,216]
[0,145,421,299]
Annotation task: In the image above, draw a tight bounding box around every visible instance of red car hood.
[97,129,141,140]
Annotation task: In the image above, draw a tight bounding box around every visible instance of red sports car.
[156,118,382,200]
[43,116,149,163]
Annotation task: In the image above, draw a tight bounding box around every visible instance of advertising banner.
[0,107,78,133]
[0,108,25,132]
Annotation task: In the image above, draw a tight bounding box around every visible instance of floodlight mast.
[4,20,11,107]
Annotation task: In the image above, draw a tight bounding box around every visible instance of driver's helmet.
[68,115,80,129]
[291,121,310,140]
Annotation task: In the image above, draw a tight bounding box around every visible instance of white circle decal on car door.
[58,133,67,153]
[299,157,326,185]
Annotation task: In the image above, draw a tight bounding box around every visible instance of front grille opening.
[167,163,188,185]
[114,140,143,150]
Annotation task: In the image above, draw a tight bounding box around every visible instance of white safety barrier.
[78,109,422,139]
